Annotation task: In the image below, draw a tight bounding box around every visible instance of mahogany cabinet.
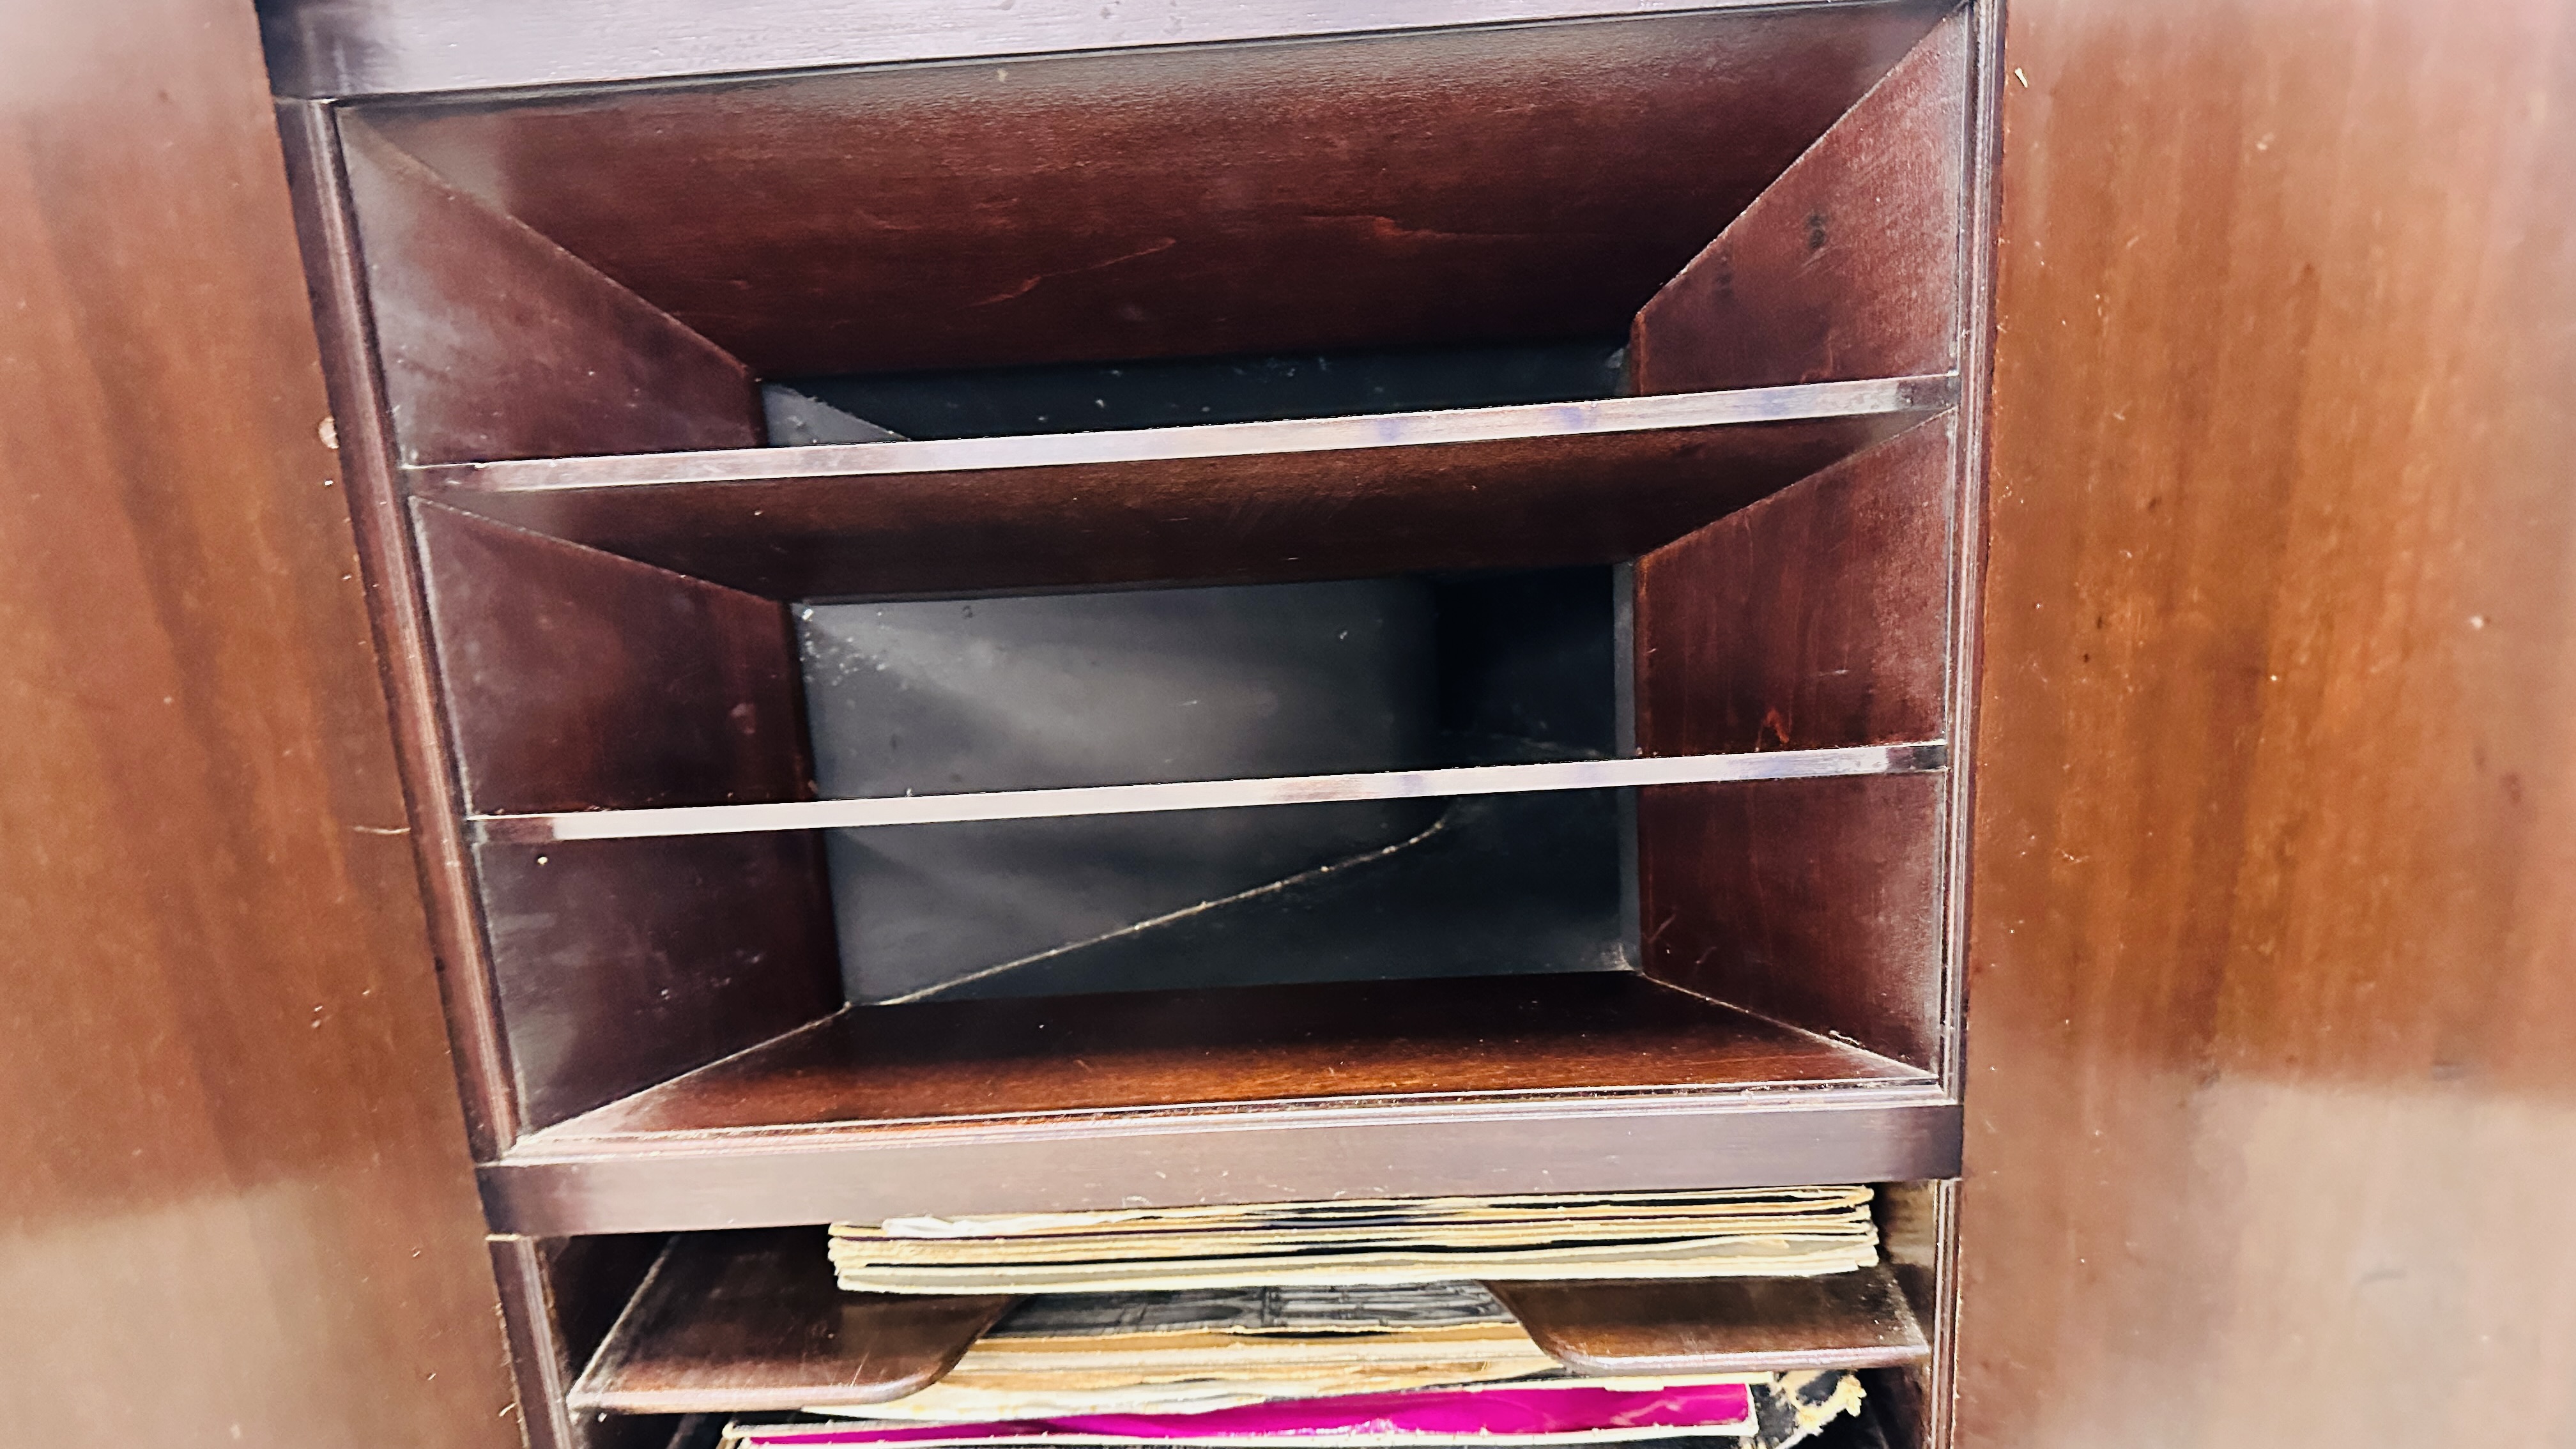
[256,5,1994,1444]
[3,0,2570,1446]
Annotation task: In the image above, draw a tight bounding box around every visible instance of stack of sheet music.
[827,1187,1880,1294]
[721,1187,1888,1449]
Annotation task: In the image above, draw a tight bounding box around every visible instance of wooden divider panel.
[411,501,812,815]
[476,832,839,1129]
[337,117,762,464]
[1636,772,1943,1071]
[1629,9,1968,392]
[569,1229,1015,1413]
[1633,415,1953,755]
[411,502,841,1128]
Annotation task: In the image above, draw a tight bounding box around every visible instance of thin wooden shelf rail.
[416,377,1954,491]
[404,376,1959,597]
[473,742,1948,844]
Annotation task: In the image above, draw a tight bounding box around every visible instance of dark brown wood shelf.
[566,1228,1927,1416]
[480,975,1958,1237]
[544,976,1924,1137]
[408,377,1952,598]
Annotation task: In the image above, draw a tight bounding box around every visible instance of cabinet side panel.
[1959,0,2576,1444]
[1630,9,1968,392]
[336,117,762,464]
[0,3,518,1445]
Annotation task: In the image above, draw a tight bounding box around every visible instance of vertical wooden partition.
[1633,420,1958,1070]
[412,504,841,1128]
[1629,6,1970,392]
[1625,5,1974,1075]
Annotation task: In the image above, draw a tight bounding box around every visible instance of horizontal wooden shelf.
[480,975,1957,1236]
[408,376,1954,597]
[474,743,1947,844]
[566,1229,1927,1415]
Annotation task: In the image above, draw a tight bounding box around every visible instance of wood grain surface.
[257,0,1940,98]
[477,834,843,1130]
[1493,1266,1928,1375]
[0,2,517,1445]
[1637,774,1946,1071]
[351,6,1947,377]
[569,1229,1015,1413]
[1957,0,2576,1444]
[539,974,1926,1138]
[1630,9,1967,392]
[412,502,813,815]
[337,118,762,465]
[1636,415,1955,755]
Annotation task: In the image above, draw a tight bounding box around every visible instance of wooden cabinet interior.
[269,2,1994,1445]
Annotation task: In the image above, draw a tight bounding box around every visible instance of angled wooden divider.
[1634,417,1954,756]
[569,1230,1015,1413]
[1629,8,1969,392]
[1632,419,1958,1073]
[411,503,839,1127]
[338,117,763,464]
[411,502,812,814]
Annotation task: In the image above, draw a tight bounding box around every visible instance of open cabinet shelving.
[266,1,1999,1445]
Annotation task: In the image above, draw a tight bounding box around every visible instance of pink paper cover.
[735,1382,1758,1446]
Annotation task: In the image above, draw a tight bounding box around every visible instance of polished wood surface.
[1632,10,1966,393]
[1956,0,2576,1444]
[1636,416,1954,755]
[413,407,843,1135]
[0,1,516,1444]
[413,394,1942,599]
[1637,774,1945,1071]
[486,1096,1961,1239]
[1629,412,1956,1075]
[353,6,1945,377]
[1492,1267,1928,1375]
[413,503,812,814]
[258,0,1936,98]
[477,834,842,1129]
[491,1234,677,1449]
[541,975,1925,1138]
[337,118,761,464]
[277,101,526,1150]
[491,1236,596,1449]
[571,1229,1015,1413]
